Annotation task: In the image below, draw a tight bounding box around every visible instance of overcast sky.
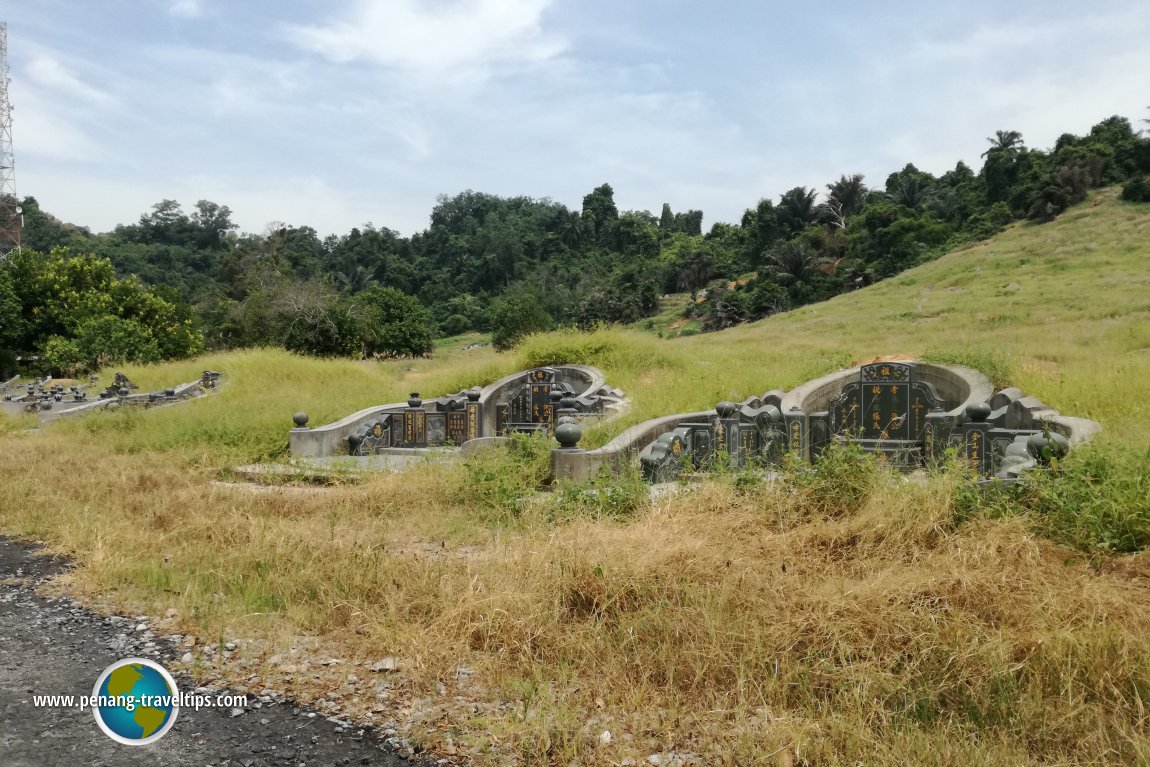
[6,0,1149,237]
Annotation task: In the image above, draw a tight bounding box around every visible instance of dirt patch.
[382,540,488,561]
[209,480,335,496]
[850,354,917,366]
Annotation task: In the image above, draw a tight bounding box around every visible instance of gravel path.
[0,537,427,767]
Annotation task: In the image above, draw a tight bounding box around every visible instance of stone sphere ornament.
[555,421,582,449]
[716,401,738,418]
[292,412,310,428]
[966,402,992,422]
[1026,431,1069,462]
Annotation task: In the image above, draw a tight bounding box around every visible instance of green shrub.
[456,432,553,521]
[1121,177,1150,203]
[490,296,553,351]
[956,447,1150,553]
[552,465,649,523]
[781,441,883,519]
[516,327,676,375]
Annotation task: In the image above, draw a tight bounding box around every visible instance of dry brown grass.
[5,428,1150,765]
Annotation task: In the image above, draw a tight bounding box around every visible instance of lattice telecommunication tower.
[0,22,21,261]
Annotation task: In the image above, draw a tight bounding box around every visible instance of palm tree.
[822,174,867,229]
[890,175,929,210]
[764,240,824,284]
[333,265,379,295]
[556,210,584,249]
[982,129,1025,157]
[778,186,820,234]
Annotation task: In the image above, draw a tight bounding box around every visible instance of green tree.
[431,293,489,335]
[346,287,434,358]
[0,269,21,376]
[1,247,202,373]
[2,248,202,360]
[740,199,782,269]
[659,233,716,293]
[885,164,936,210]
[190,199,238,250]
[764,240,823,285]
[581,183,619,244]
[39,336,87,378]
[75,316,163,368]
[778,186,820,235]
[672,209,703,236]
[268,279,352,356]
[333,265,380,295]
[823,174,868,229]
[490,296,552,351]
[1121,177,1150,203]
[17,196,93,254]
[701,285,750,331]
[556,210,585,250]
[982,129,1025,157]
[0,268,22,349]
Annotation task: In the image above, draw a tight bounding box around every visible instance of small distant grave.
[0,370,223,420]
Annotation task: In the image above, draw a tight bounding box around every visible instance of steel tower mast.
[0,22,21,261]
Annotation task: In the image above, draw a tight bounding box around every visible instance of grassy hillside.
[1,189,1149,766]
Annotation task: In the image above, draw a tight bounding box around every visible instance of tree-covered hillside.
[2,113,1148,376]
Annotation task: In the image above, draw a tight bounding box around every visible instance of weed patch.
[921,347,1014,388]
[454,433,553,522]
[959,447,1150,554]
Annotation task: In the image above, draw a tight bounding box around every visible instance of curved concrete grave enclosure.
[550,360,1100,485]
[289,365,628,458]
[1,371,222,422]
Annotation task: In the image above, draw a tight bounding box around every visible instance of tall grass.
[47,346,515,462]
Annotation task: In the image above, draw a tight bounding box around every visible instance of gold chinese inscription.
[968,430,982,461]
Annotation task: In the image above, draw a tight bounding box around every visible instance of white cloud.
[11,60,110,163]
[10,100,102,163]
[283,0,565,84]
[169,0,203,19]
[25,55,112,104]
[10,0,1150,241]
